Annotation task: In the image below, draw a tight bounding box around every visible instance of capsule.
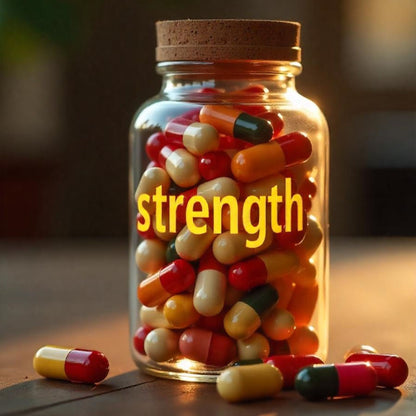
[346,353,409,388]
[266,354,324,389]
[193,250,227,316]
[237,333,270,361]
[241,173,286,198]
[33,346,109,384]
[134,167,171,211]
[165,237,180,263]
[133,325,153,355]
[212,229,273,265]
[179,328,237,366]
[137,212,157,239]
[175,218,215,261]
[270,325,319,356]
[274,205,307,249]
[198,151,232,180]
[290,259,317,287]
[146,132,167,161]
[158,145,200,188]
[200,105,273,145]
[137,259,195,307]
[224,284,278,340]
[176,177,240,223]
[231,132,312,183]
[217,363,283,402]
[286,282,318,326]
[135,239,166,274]
[152,208,179,242]
[257,111,284,138]
[262,308,296,341]
[163,293,200,328]
[294,215,323,259]
[344,344,379,360]
[140,305,175,329]
[228,249,299,291]
[295,363,377,400]
[144,328,179,362]
[272,276,296,309]
[165,117,219,156]
[197,309,227,333]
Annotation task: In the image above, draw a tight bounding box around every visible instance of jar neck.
[156,61,301,102]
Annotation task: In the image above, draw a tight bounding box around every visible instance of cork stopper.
[156,19,301,62]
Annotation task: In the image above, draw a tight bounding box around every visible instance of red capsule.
[228,249,298,291]
[133,325,153,355]
[181,107,202,121]
[179,328,236,366]
[266,355,324,389]
[274,132,312,166]
[346,353,408,388]
[146,132,167,161]
[196,310,227,333]
[164,117,192,145]
[257,111,284,138]
[218,135,252,150]
[137,259,196,307]
[274,205,307,249]
[198,151,232,180]
[136,213,156,239]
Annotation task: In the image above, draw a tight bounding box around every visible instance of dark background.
[1,0,415,240]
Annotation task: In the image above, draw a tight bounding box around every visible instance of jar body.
[129,62,329,382]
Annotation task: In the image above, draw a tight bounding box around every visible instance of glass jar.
[129,20,329,382]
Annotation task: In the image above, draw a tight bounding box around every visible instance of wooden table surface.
[0,238,415,415]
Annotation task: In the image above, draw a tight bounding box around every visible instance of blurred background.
[0,0,415,240]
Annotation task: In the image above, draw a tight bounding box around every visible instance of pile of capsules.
[134,86,323,371]
[217,345,409,402]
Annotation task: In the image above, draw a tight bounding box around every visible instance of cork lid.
[156,19,301,62]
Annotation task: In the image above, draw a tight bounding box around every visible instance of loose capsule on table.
[33,346,109,384]
[295,362,377,400]
[217,363,283,402]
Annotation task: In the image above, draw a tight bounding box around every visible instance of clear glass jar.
[129,21,329,383]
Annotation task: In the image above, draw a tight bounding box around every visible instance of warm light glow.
[175,358,199,372]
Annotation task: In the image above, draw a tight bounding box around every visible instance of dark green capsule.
[233,112,273,145]
[165,238,180,263]
[241,284,279,316]
[295,364,339,401]
[232,358,263,367]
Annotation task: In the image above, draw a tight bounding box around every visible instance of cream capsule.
[193,250,227,316]
[212,229,273,265]
[158,145,200,188]
[237,333,270,361]
[217,363,283,402]
[134,167,171,212]
[175,219,215,261]
[135,239,167,274]
[144,328,179,362]
[140,305,175,329]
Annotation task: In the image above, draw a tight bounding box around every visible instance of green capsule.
[232,358,263,366]
[233,112,273,145]
[165,238,180,263]
[295,364,338,400]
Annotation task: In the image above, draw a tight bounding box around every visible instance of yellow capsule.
[262,308,295,341]
[193,269,227,317]
[134,167,170,213]
[344,344,379,361]
[241,173,286,198]
[237,333,270,361]
[197,176,240,205]
[175,219,215,261]
[164,148,200,188]
[135,239,166,274]
[144,328,179,362]
[217,363,283,402]
[212,229,272,265]
[224,302,261,340]
[163,294,200,328]
[182,122,219,156]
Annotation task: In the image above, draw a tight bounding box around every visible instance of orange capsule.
[286,282,318,326]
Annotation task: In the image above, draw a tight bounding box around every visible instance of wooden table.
[1,238,415,415]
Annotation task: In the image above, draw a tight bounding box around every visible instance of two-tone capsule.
[33,346,109,384]
[265,354,324,389]
[200,105,273,145]
[217,363,283,402]
[228,249,299,291]
[231,132,312,183]
[165,117,219,155]
[295,362,377,400]
[137,259,195,307]
[224,284,278,340]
